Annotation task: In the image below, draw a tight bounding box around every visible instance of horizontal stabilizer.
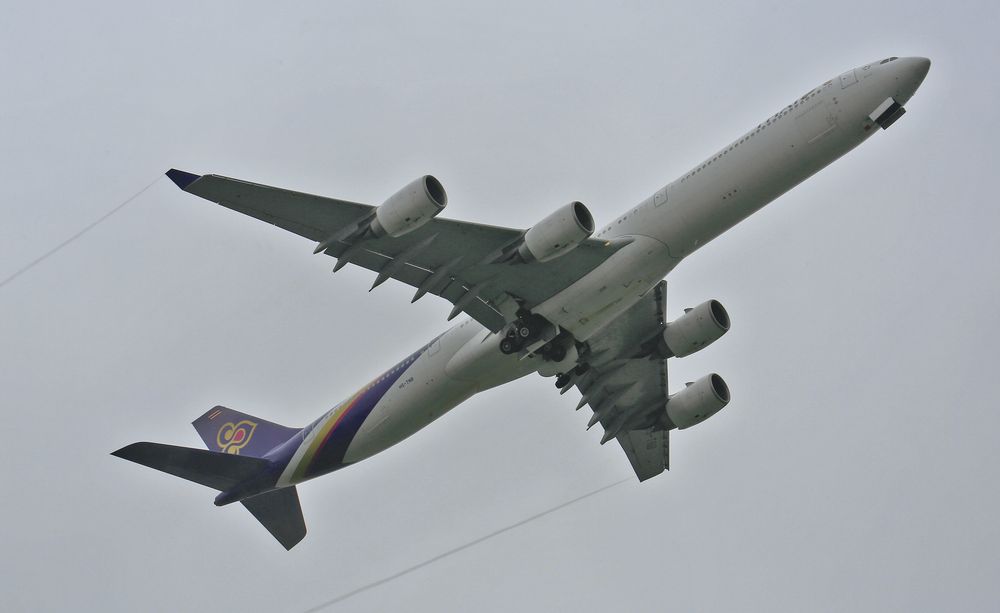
[112,442,270,491]
[114,443,305,549]
[241,487,307,550]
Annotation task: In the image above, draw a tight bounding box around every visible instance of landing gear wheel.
[548,345,567,362]
[517,325,531,338]
[500,338,517,355]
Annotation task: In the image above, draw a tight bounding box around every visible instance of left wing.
[166,170,625,332]
[560,281,672,481]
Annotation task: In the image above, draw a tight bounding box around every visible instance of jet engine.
[370,175,448,238]
[661,300,730,358]
[516,201,595,263]
[666,373,731,429]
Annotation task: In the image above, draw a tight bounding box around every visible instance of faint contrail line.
[304,477,631,611]
[0,175,162,291]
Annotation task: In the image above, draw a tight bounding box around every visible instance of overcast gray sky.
[2,1,998,611]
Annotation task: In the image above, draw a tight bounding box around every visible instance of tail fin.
[113,442,307,550]
[192,406,299,458]
[242,488,307,550]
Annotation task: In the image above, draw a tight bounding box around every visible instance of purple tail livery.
[192,406,299,458]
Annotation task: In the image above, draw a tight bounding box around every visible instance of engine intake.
[371,175,448,238]
[662,299,730,358]
[666,373,731,429]
[517,201,595,263]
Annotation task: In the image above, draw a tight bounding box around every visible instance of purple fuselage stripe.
[302,357,413,479]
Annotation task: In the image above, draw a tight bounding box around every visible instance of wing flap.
[342,241,509,330]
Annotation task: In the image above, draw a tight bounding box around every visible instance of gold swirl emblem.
[216,420,257,454]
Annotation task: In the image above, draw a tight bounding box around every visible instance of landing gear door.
[840,69,858,89]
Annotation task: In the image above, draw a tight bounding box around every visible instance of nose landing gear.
[870,97,905,130]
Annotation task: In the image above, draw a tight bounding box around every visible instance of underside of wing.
[617,428,669,481]
[559,281,673,481]
[557,280,735,481]
[168,170,625,332]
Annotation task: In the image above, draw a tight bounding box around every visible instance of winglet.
[166,168,201,190]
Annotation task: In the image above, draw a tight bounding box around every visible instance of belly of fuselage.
[533,235,679,341]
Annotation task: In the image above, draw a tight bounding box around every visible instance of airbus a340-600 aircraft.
[114,57,930,549]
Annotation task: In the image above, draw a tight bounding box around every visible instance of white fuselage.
[282,57,930,482]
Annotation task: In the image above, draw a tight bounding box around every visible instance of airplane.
[113,57,931,549]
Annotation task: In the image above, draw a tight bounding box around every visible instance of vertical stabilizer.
[192,406,299,458]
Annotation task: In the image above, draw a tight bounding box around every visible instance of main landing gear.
[499,312,579,377]
[498,313,549,355]
[499,336,518,354]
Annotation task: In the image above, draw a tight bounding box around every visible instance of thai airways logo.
[217,420,257,454]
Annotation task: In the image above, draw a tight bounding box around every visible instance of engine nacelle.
[666,373,731,429]
[370,175,448,238]
[662,300,730,358]
[517,201,595,263]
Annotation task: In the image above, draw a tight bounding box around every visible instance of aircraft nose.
[893,56,931,104]
[910,56,931,86]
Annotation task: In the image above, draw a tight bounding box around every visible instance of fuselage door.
[840,69,858,89]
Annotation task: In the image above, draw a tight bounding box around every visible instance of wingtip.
[110,442,145,460]
[166,168,201,190]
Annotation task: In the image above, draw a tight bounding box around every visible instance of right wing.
[617,428,669,481]
[167,170,627,332]
[561,281,672,481]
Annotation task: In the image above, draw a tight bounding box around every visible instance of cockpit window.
[879,56,899,65]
